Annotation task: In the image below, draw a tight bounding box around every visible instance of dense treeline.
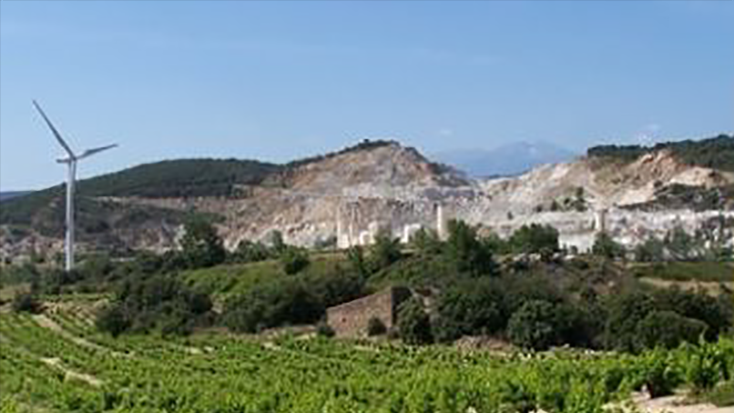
[588,134,734,172]
[3,215,731,355]
[0,158,276,229]
[78,158,280,198]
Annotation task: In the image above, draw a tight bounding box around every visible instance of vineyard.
[1,304,732,413]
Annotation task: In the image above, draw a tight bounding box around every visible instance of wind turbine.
[33,101,118,271]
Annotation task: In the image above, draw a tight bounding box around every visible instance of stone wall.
[326,287,412,337]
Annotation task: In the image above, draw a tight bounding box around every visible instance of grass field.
[632,262,734,283]
[1,303,733,413]
[181,253,352,298]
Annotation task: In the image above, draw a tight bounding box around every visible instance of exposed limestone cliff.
[1,139,733,262]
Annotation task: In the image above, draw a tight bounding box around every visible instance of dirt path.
[31,314,129,357]
[40,357,103,387]
[640,278,734,295]
[617,392,731,413]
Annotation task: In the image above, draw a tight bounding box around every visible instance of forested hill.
[75,158,280,198]
[587,134,734,172]
[0,140,402,227]
[0,158,279,228]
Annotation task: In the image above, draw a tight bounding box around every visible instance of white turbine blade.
[77,143,118,160]
[33,100,77,159]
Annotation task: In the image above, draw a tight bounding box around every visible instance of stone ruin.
[326,286,412,337]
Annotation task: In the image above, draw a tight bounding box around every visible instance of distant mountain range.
[434,141,577,178]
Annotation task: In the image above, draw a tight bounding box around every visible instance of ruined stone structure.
[326,287,412,337]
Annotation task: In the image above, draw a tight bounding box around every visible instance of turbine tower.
[33,101,117,271]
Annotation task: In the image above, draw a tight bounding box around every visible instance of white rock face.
[237,146,734,251]
[2,143,732,260]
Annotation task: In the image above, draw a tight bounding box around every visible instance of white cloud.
[437,128,454,137]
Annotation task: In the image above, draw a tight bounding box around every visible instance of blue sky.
[1,0,733,191]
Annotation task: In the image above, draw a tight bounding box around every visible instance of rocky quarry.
[1,140,733,261]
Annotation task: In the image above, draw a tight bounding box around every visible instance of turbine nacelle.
[55,144,119,163]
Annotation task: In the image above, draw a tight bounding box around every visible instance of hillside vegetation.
[2,218,733,411]
[77,158,280,198]
[0,158,277,225]
[588,134,734,172]
[1,308,733,412]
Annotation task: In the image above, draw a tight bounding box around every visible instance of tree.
[411,228,442,257]
[369,228,402,271]
[604,290,656,352]
[95,306,130,338]
[445,220,498,277]
[508,224,559,255]
[654,287,732,340]
[78,253,113,281]
[280,247,310,275]
[97,273,212,336]
[637,311,707,349]
[11,292,41,314]
[223,278,321,333]
[397,297,433,345]
[180,216,226,269]
[268,230,286,255]
[573,187,587,212]
[433,278,507,342]
[635,236,665,262]
[507,300,559,351]
[665,226,696,261]
[592,232,625,260]
[346,246,369,279]
[232,240,271,263]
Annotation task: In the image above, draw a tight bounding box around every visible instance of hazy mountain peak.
[434,140,577,178]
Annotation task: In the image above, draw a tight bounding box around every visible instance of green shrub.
[498,378,536,413]
[180,216,226,269]
[223,278,321,333]
[411,228,443,257]
[654,287,732,340]
[508,223,559,255]
[97,273,212,336]
[280,247,310,275]
[592,232,626,260]
[635,237,665,262]
[638,311,708,349]
[639,347,683,398]
[445,219,498,277]
[346,246,369,278]
[369,228,402,271]
[605,290,656,352]
[397,297,433,345]
[707,380,734,407]
[685,339,732,394]
[95,305,130,338]
[231,240,272,263]
[11,292,41,314]
[433,278,507,342]
[507,300,559,351]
